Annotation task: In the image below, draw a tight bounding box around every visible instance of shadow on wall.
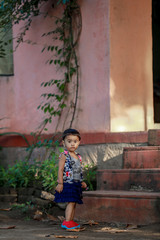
[100,154,123,169]
[97,143,147,169]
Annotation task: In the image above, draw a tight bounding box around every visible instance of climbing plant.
[38,0,81,131]
[0,0,81,131]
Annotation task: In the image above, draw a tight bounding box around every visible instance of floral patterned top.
[59,149,83,183]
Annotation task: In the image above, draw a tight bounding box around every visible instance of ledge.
[0,131,148,147]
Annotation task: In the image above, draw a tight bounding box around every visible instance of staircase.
[75,130,160,225]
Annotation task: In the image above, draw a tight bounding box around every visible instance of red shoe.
[70,220,80,227]
[61,220,80,229]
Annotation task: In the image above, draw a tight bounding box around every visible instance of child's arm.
[55,153,66,193]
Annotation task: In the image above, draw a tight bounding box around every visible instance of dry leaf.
[35,210,43,215]
[67,227,85,232]
[83,220,98,226]
[46,214,57,221]
[100,227,127,233]
[0,208,12,211]
[33,210,43,221]
[111,229,127,233]
[58,216,65,222]
[0,225,16,229]
[33,215,44,221]
[126,224,138,229]
[55,235,78,239]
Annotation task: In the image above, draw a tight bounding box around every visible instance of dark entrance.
[152,0,160,123]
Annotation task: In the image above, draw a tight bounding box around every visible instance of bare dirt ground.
[0,202,160,240]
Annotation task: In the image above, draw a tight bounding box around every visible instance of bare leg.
[65,202,76,221]
[71,203,76,220]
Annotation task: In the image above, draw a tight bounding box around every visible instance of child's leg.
[70,203,76,221]
[62,202,80,229]
[65,202,76,221]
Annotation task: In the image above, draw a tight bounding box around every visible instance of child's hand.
[81,181,87,189]
[55,183,63,193]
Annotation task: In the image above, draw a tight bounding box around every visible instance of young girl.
[54,128,87,230]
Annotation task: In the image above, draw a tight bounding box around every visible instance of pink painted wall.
[0,0,159,135]
[0,0,110,135]
[76,0,110,132]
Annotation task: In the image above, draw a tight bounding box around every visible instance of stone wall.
[0,142,147,170]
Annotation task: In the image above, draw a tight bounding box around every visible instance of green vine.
[0,0,81,132]
[0,0,47,54]
[38,0,81,131]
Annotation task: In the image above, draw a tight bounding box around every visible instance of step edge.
[124,146,160,151]
[97,169,160,173]
[83,190,160,199]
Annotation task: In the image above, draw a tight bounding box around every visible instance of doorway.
[152,0,160,123]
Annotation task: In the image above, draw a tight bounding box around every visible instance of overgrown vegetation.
[11,202,34,214]
[0,150,60,190]
[83,164,97,191]
[0,152,97,191]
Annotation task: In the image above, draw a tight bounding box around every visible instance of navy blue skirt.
[54,181,83,204]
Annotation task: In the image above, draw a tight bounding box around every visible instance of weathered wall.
[0,0,110,134]
[0,0,159,145]
[0,142,147,170]
[110,0,160,131]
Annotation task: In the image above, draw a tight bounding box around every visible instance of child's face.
[63,134,80,152]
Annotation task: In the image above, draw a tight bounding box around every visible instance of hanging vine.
[0,0,82,133]
[38,0,82,132]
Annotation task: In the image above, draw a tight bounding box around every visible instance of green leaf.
[59,103,66,109]
[51,46,54,51]
[58,49,62,55]
[44,107,48,113]
[41,47,46,52]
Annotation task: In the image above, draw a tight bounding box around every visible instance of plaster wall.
[110,0,160,132]
[1,0,159,136]
[0,0,110,134]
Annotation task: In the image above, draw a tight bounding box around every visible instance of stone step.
[0,194,17,203]
[148,129,160,146]
[0,188,17,203]
[97,169,160,192]
[75,190,160,225]
[123,146,160,169]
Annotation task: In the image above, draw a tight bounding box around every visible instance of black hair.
[62,128,81,140]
